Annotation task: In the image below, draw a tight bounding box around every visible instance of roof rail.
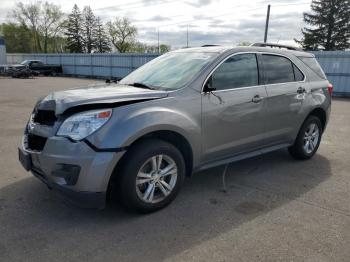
[201,44,220,47]
[251,42,302,51]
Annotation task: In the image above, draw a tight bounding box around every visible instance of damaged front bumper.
[18,135,126,209]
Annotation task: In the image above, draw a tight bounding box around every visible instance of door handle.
[297,87,306,94]
[251,94,263,103]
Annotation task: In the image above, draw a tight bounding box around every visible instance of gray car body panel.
[19,46,331,208]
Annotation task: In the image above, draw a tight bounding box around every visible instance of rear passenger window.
[211,53,259,90]
[293,64,304,81]
[262,55,295,84]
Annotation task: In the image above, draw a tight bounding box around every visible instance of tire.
[288,115,323,160]
[112,139,186,213]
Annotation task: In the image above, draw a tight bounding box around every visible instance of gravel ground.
[0,76,349,262]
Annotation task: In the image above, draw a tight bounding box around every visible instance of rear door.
[201,53,268,162]
[260,54,307,145]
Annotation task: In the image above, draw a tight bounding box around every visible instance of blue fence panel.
[313,51,350,96]
[7,51,348,96]
[6,53,159,79]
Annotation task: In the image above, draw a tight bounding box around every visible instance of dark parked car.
[21,60,62,76]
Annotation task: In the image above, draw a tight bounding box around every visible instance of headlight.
[57,109,112,141]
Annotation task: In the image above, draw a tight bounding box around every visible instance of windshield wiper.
[128,82,155,90]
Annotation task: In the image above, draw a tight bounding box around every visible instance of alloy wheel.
[303,123,320,154]
[136,154,178,204]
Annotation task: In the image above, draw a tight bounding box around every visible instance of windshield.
[21,60,30,65]
[119,51,218,90]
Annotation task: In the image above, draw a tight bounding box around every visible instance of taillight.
[327,83,333,96]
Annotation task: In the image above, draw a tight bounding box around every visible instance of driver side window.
[211,53,259,91]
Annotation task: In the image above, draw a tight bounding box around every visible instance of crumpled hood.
[36,83,168,114]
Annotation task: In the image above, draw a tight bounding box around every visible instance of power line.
[157,2,310,29]
[95,0,184,12]
[148,2,310,47]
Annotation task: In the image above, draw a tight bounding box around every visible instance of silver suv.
[19,45,332,212]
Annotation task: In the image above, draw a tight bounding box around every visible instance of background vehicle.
[18,44,331,213]
[20,60,62,76]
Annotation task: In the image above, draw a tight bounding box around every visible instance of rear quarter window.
[298,57,326,79]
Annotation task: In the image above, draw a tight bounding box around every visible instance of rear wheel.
[112,139,185,213]
[288,115,323,160]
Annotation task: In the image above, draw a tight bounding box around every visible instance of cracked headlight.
[57,109,112,141]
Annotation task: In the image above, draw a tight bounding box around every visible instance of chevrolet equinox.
[19,44,332,212]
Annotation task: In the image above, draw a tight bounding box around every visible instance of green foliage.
[82,6,98,53]
[237,41,251,47]
[297,0,350,51]
[128,42,170,53]
[106,17,137,53]
[0,23,34,53]
[4,2,171,54]
[64,4,84,53]
[159,44,170,53]
[12,1,64,53]
[96,17,111,53]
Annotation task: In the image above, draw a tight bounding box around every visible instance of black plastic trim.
[83,139,128,153]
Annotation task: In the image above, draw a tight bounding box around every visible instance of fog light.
[51,164,80,185]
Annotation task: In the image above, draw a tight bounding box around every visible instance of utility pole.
[157,29,160,53]
[186,25,189,48]
[264,4,271,43]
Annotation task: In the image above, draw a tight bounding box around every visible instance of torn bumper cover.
[17,83,167,208]
[18,136,126,209]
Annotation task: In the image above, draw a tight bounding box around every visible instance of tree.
[159,44,170,53]
[40,2,64,53]
[65,4,84,53]
[95,17,111,53]
[106,17,137,53]
[82,6,98,53]
[13,1,64,53]
[237,41,251,46]
[0,23,34,52]
[13,2,41,52]
[296,0,350,51]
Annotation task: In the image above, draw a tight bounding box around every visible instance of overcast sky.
[0,0,312,48]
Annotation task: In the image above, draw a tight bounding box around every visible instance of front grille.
[33,110,57,126]
[27,134,47,151]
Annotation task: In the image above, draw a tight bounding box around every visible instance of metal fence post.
[110,54,113,78]
[74,55,76,77]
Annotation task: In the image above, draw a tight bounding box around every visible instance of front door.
[201,53,268,163]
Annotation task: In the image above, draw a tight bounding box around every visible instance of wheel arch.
[307,107,327,131]
[110,129,194,182]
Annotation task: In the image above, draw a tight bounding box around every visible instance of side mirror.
[203,77,216,92]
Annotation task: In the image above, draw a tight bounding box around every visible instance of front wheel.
[289,115,323,160]
[113,139,185,213]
